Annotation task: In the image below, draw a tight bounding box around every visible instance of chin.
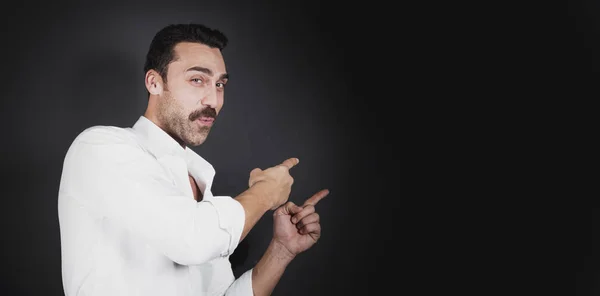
[186,135,209,147]
[185,139,203,147]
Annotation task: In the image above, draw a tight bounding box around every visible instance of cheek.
[216,97,225,111]
[175,89,201,106]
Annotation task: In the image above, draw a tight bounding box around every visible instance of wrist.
[245,182,276,210]
[269,239,296,262]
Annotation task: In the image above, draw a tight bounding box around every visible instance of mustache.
[189,107,217,121]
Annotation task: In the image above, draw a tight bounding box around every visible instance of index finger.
[279,157,299,170]
[303,189,329,206]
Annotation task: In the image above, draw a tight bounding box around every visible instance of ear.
[145,69,164,95]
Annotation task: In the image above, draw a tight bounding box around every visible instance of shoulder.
[63,125,144,161]
[71,125,139,147]
[62,124,152,166]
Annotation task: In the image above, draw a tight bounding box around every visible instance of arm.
[250,240,295,296]
[223,241,294,296]
[62,129,292,266]
[234,187,272,242]
[235,158,300,242]
[224,189,329,296]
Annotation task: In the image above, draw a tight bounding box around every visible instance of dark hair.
[143,23,228,82]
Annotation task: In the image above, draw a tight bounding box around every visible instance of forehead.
[169,42,226,74]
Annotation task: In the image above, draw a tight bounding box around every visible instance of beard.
[156,90,215,147]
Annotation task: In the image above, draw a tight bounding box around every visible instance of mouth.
[195,117,215,127]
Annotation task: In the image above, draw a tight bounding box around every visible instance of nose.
[201,86,218,108]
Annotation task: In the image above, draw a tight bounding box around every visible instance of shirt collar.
[131,115,216,184]
[132,116,215,199]
[132,115,187,159]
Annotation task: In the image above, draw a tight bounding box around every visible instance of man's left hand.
[271,189,329,256]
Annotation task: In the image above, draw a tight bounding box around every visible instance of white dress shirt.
[58,116,253,296]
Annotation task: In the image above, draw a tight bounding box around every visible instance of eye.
[216,82,226,88]
[191,78,203,84]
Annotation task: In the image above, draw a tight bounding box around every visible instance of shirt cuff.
[225,269,254,296]
[204,196,245,257]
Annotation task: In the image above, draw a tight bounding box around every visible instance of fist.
[248,158,299,210]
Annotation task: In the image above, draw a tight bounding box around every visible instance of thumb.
[275,201,300,215]
[289,204,303,214]
[249,168,263,187]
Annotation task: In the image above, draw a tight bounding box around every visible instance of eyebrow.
[186,66,229,80]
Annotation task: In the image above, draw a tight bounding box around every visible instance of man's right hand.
[247,158,299,210]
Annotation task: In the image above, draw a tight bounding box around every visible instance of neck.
[144,105,187,149]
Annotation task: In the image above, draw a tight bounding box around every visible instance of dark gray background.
[0,0,403,295]
[570,2,600,295]
[4,1,591,295]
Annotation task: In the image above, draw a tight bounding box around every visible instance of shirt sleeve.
[204,196,245,257]
[60,127,245,265]
[224,269,254,296]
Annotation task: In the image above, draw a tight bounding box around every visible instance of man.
[58,23,328,296]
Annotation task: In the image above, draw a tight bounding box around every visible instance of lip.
[196,117,214,126]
